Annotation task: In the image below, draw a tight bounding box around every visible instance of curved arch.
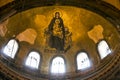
[51,56,65,74]
[25,51,40,69]
[98,40,112,59]
[77,52,91,70]
[3,39,19,59]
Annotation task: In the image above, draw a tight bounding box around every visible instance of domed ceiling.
[0,0,120,80]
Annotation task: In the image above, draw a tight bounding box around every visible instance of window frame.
[75,51,91,72]
[49,55,66,75]
[25,50,41,70]
[97,39,112,59]
[2,38,19,60]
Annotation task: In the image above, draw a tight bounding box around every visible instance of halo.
[53,8,63,17]
[48,8,63,18]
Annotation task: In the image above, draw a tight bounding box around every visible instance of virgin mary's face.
[55,13,60,18]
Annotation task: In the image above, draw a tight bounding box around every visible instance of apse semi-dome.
[0,0,120,80]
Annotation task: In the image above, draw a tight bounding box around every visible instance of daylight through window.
[77,52,91,70]
[98,40,111,59]
[3,39,18,58]
[25,51,40,69]
[51,56,65,74]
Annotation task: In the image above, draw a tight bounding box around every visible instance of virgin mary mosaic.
[44,12,72,52]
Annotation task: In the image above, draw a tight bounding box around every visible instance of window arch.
[3,39,19,59]
[51,56,65,74]
[77,52,91,70]
[25,51,40,69]
[98,40,111,59]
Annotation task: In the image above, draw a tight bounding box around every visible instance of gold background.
[1,6,119,73]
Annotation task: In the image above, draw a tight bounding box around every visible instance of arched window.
[51,56,65,74]
[98,40,111,59]
[77,52,91,70]
[25,51,40,69]
[3,39,19,59]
